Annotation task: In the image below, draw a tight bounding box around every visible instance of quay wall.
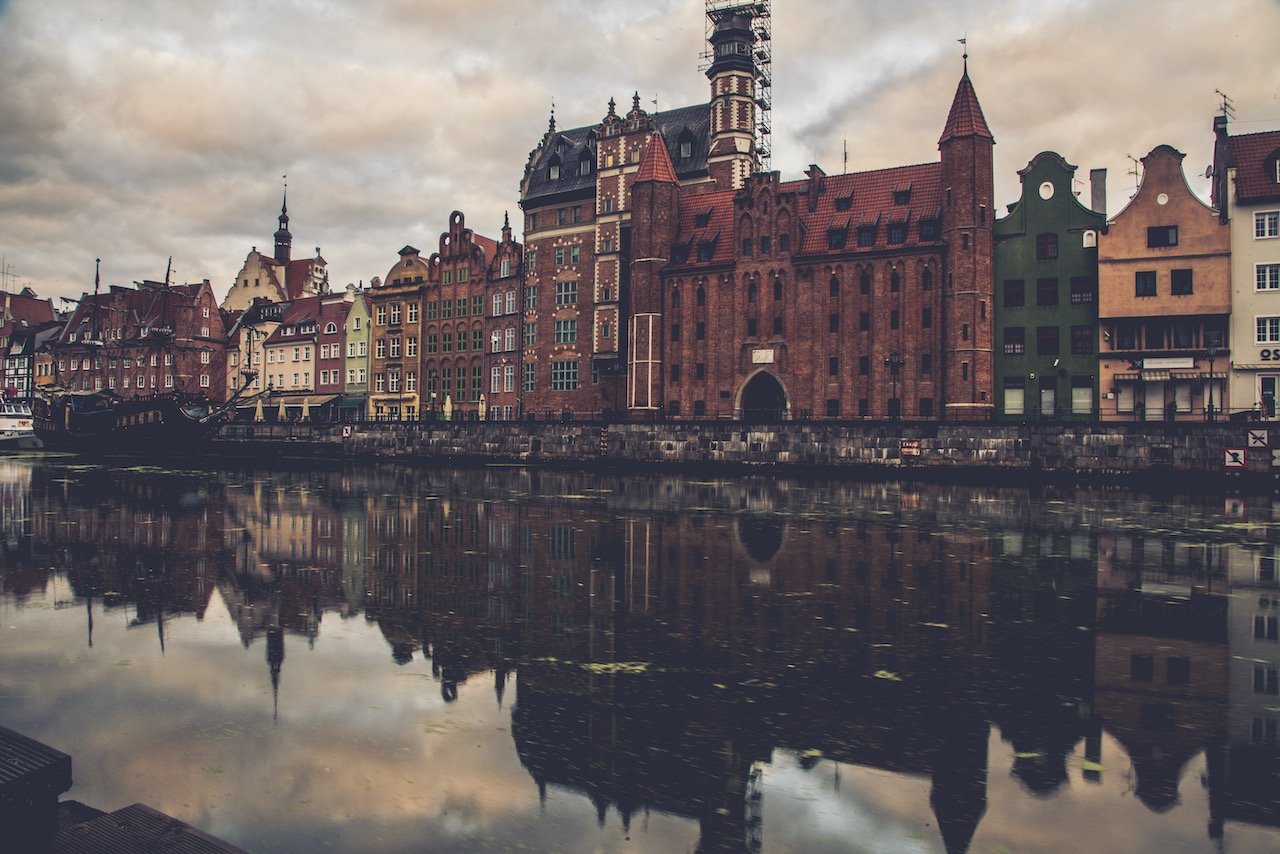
[212,421,1278,486]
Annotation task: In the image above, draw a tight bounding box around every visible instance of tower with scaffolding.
[703,1,772,175]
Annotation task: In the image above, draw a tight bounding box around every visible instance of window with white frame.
[407,303,418,323]
[406,371,416,392]
[554,319,577,343]
[501,258,511,278]
[358,342,367,356]
[1259,263,1280,291]
[407,337,417,357]
[388,370,400,392]
[375,373,385,392]
[491,330,502,353]
[389,338,400,358]
[200,374,210,388]
[505,290,516,314]
[1259,316,1280,343]
[503,364,514,393]
[376,339,387,358]
[493,294,504,317]
[491,366,502,393]
[505,328,516,351]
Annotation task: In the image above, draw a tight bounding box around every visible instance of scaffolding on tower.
[703,0,772,172]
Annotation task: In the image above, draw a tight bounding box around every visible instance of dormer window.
[893,189,911,205]
[887,224,906,244]
[857,225,876,247]
[695,209,712,228]
[549,157,561,180]
[697,241,714,262]
[579,155,592,176]
[835,195,853,212]
[827,227,848,250]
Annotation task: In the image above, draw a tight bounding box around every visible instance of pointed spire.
[606,96,617,119]
[632,91,641,112]
[939,58,993,146]
[548,100,556,134]
[634,133,679,185]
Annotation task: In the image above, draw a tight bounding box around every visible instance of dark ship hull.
[32,391,228,454]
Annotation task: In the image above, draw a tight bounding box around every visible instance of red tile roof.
[634,134,679,185]
[1229,129,1280,203]
[938,72,993,145]
[473,234,500,262]
[669,160,943,268]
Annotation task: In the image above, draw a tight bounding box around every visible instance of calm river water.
[1,455,1279,853]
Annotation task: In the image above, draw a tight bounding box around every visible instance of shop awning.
[1141,370,1171,381]
[1112,372,1139,381]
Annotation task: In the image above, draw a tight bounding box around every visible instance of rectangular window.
[491,366,502,394]
[390,304,402,324]
[1069,276,1096,304]
[523,362,535,392]
[503,364,514,393]
[554,319,577,344]
[555,281,578,306]
[828,356,839,376]
[506,291,517,314]
[828,313,840,333]
[747,317,758,337]
[670,323,681,342]
[1135,271,1157,297]
[1257,316,1280,343]
[442,300,453,319]
[1254,665,1279,695]
[570,245,581,265]
[1036,277,1058,306]
[491,330,503,353]
[388,338,400,358]
[1003,327,1025,355]
[1255,614,1280,641]
[493,294,504,316]
[407,303,418,323]
[1257,211,1280,239]
[525,250,537,272]
[525,285,538,310]
[427,301,438,320]
[857,226,875,247]
[1036,233,1058,260]
[1003,279,1026,307]
[1171,268,1193,295]
[827,228,847,250]
[859,312,870,331]
[1071,325,1092,355]
[1003,378,1025,416]
[1258,263,1280,291]
[858,356,869,376]
[1036,326,1060,356]
[551,359,579,391]
[922,307,932,328]
[742,238,753,256]
[887,224,906,244]
[554,247,565,266]
[1148,225,1179,247]
[772,315,783,334]
[505,327,515,351]
[524,323,537,347]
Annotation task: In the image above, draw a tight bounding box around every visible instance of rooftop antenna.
[1214,88,1235,121]
[843,139,848,175]
[1126,154,1142,198]
[0,256,17,292]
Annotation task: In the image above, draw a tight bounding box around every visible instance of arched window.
[747,282,758,303]
[891,271,900,292]
[696,286,706,306]
[671,288,681,308]
[324,322,338,334]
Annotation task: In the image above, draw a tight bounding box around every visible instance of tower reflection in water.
[4,459,1279,852]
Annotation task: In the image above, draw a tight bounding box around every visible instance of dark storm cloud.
[0,0,1272,302]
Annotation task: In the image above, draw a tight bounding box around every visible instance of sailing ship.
[32,259,254,453]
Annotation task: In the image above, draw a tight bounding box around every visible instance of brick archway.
[737,370,788,422]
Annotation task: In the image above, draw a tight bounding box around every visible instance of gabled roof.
[794,162,942,255]
[1228,129,1280,203]
[938,71,993,146]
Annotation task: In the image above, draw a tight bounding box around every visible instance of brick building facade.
[518,15,997,421]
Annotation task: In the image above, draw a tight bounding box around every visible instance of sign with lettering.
[1142,357,1195,369]
[1249,429,1269,448]
[900,439,921,457]
[1224,448,1246,468]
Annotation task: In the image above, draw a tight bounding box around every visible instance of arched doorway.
[739,371,788,421]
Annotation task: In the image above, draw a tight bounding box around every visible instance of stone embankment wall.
[213,421,1277,486]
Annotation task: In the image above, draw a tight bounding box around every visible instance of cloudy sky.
[1,0,1276,305]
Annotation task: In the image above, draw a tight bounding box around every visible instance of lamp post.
[884,352,905,419]
[1206,343,1218,422]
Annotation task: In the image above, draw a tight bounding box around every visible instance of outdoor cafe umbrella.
[301,397,311,422]
[478,394,487,421]
[443,394,453,421]
[254,397,264,423]
[277,398,287,422]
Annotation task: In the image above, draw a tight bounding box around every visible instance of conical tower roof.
[939,67,994,146]
[633,133,679,185]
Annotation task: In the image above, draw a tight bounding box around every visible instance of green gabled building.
[994,152,1107,420]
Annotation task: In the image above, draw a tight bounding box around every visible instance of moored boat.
[32,389,234,453]
[0,399,42,451]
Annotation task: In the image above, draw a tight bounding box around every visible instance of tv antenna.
[1214,89,1235,121]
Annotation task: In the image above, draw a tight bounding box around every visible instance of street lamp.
[884,352,905,419]
[1206,342,1219,422]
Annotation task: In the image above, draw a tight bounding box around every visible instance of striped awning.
[1141,370,1171,381]
[1112,372,1139,381]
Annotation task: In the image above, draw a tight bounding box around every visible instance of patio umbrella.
[254,397,265,423]
[301,397,311,422]
[478,394,487,421]
[277,399,287,422]
[443,394,453,421]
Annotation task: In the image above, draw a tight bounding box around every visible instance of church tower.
[705,8,759,189]
[273,191,292,265]
[939,56,996,421]
[627,135,680,412]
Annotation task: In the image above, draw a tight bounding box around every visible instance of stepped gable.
[1228,128,1280,203]
[938,70,994,145]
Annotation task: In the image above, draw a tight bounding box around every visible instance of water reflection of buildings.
[5,461,1280,850]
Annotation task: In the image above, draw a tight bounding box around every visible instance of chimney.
[805,164,826,212]
[1089,168,1107,217]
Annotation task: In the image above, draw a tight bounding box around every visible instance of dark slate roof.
[522,102,710,206]
[1228,129,1280,203]
[0,724,71,796]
